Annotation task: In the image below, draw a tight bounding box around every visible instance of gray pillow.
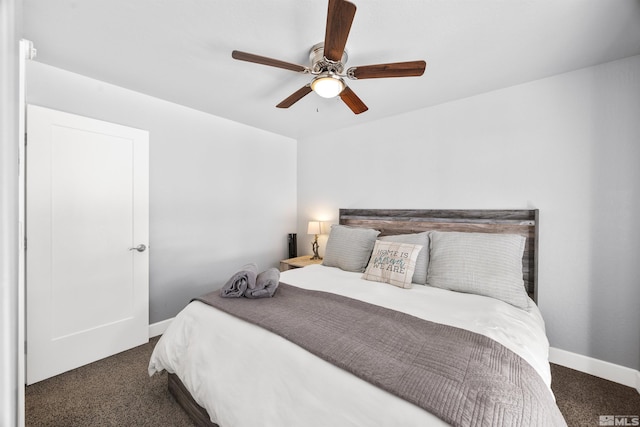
[379,232,430,284]
[322,225,380,272]
[426,231,529,310]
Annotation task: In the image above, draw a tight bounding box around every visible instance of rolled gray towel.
[220,263,258,298]
[244,268,280,299]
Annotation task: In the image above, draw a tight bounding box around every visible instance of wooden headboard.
[339,209,539,302]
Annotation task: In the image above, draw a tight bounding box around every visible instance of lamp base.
[311,238,322,261]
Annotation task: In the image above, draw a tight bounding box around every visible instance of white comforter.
[149,264,552,427]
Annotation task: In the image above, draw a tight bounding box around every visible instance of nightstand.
[279,255,323,271]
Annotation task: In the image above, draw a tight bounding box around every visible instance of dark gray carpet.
[25,336,194,426]
[550,363,640,427]
[26,337,640,426]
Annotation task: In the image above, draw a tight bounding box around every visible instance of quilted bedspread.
[194,283,566,427]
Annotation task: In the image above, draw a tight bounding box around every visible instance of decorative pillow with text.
[362,240,423,289]
[379,232,430,284]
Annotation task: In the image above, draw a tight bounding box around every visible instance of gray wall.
[23,52,640,376]
[27,61,297,323]
[297,55,640,371]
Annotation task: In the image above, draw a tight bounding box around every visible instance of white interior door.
[26,104,149,384]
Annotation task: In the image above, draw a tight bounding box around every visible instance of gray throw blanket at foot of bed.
[195,283,566,427]
[244,267,280,299]
[219,263,258,298]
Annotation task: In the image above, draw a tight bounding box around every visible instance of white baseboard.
[549,347,640,394]
[148,317,174,338]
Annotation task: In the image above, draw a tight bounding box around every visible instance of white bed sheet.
[149,264,552,427]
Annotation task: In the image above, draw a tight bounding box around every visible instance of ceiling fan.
[231,0,426,114]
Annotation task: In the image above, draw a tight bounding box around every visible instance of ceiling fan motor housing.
[310,42,348,75]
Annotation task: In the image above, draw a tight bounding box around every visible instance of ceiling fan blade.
[323,0,356,62]
[339,86,368,114]
[232,50,307,73]
[276,85,313,108]
[348,60,427,79]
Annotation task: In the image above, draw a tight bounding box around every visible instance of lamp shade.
[311,75,345,98]
[307,221,321,235]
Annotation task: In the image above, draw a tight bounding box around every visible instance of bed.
[148,209,565,426]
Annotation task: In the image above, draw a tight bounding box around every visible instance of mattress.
[148,264,552,427]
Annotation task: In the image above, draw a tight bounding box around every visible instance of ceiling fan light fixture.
[311,74,345,98]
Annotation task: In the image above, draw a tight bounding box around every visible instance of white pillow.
[362,240,423,289]
[322,225,380,272]
[379,232,430,284]
[426,231,529,309]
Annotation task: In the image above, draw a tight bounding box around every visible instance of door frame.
[17,38,35,427]
[1,2,24,424]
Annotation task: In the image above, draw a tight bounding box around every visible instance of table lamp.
[307,221,322,260]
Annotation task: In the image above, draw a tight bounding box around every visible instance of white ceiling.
[23,0,640,139]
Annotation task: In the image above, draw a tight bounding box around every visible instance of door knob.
[129,244,147,252]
